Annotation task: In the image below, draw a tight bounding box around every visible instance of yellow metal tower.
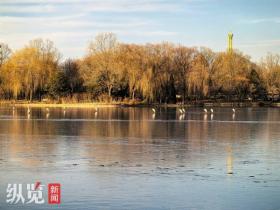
[228,32,233,53]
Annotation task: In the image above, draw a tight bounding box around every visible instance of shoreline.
[1,101,280,108]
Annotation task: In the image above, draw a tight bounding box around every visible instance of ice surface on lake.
[0,107,279,210]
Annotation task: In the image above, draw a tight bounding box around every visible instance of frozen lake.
[0,107,279,209]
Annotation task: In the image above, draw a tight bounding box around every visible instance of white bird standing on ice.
[94,107,98,118]
[12,106,15,115]
[179,108,184,114]
[179,114,185,120]
[151,108,156,120]
[204,108,208,113]
[63,106,66,115]
[27,107,31,119]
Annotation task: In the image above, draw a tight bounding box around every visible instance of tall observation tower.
[228,32,233,53]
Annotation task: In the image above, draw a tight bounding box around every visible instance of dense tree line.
[0,33,279,103]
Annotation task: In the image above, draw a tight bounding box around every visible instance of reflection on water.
[226,146,233,175]
[0,107,280,210]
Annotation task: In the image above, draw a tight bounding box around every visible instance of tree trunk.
[183,84,186,104]
[132,89,135,100]
[29,90,33,102]
[108,85,112,98]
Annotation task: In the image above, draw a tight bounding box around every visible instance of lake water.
[0,107,279,210]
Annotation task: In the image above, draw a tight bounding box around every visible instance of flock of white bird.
[13,105,99,118]
[152,107,236,120]
[203,108,236,113]
[152,107,235,114]
[12,106,236,119]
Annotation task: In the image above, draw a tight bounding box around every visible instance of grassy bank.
[1,100,278,108]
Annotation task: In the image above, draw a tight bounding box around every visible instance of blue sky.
[0,0,280,61]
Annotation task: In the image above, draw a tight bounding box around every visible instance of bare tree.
[85,32,121,98]
[0,43,12,66]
